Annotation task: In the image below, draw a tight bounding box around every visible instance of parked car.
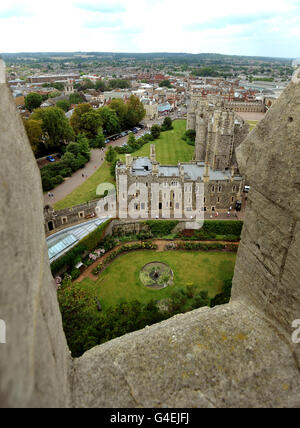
[105,138,110,144]
[47,156,55,163]
[121,131,127,137]
[243,185,250,193]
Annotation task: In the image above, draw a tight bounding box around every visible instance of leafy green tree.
[151,124,161,139]
[25,92,43,111]
[70,103,92,134]
[69,93,84,104]
[52,82,64,91]
[80,109,103,139]
[56,99,71,112]
[23,118,43,156]
[125,95,146,128]
[105,146,117,163]
[77,135,91,161]
[109,99,127,129]
[95,80,107,92]
[159,79,172,88]
[48,91,61,98]
[127,132,136,147]
[98,106,120,135]
[31,107,74,149]
[66,142,81,156]
[108,79,131,89]
[162,116,173,130]
[90,130,105,149]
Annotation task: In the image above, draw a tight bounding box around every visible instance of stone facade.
[224,100,265,113]
[187,95,249,170]
[44,201,99,234]
[116,145,244,217]
[1,59,300,408]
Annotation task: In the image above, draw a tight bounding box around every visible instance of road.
[43,127,152,206]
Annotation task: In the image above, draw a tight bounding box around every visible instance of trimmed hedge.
[202,220,243,236]
[177,242,238,252]
[144,220,179,237]
[50,219,112,275]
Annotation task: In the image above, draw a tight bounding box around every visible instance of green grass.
[54,161,114,210]
[120,120,193,165]
[78,250,236,312]
[54,120,191,210]
[247,120,259,131]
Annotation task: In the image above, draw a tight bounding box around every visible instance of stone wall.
[0,60,72,407]
[44,201,99,234]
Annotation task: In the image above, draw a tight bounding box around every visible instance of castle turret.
[150,144,156,162]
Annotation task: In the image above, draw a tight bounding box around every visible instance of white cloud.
[0,0,299,57]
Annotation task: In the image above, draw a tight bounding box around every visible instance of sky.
[0,0,300,58]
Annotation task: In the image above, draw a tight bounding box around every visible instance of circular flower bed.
[140,262,173,289]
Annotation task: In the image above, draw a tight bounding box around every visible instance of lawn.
[54,120,191,210]
[119,119,193,165]
[247,120,259,131]
[54,160,114,210]
[78,250,236,312]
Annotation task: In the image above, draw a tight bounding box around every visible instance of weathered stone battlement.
[0,59,300,407]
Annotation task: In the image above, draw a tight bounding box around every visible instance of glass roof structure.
[48,233,78,262]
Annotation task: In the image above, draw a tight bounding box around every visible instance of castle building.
[187,95,249,170]
[116,144,244,217]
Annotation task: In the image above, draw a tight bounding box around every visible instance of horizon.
[1,0,300,57]
[0,51,296,61]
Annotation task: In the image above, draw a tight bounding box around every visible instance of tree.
[31,106,74,149]
[23,118,43,156]
[159,79,172,88]
[56,99,71,112]
[125,95,146,128]
[70,103,92,134]
[80,109,103,139]
[95,80,107,92]
[109,99,127,129]
[98,107,120,136]
[90,130,105,149]
[69,93,84,105]
[105,146,116,163]
[151,124,161,139]
[162,117,173,131]
[25,92,43,111]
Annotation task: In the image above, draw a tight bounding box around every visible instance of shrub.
[202,220,243,236]
[144,220,179,237]
[70,268,81,280]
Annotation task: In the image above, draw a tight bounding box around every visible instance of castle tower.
[194,115,207,161]
[64,79,74,95]
[203,151,210,183]
[150,144,156,162]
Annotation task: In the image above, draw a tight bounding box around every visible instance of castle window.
[78,211,84,219]
[232,185,236,192]
[211,185,215,192]
[231,196,234,202]
[61,216,68,224]
[141,203,145,210]
[175,203,180,209]
[217,197,220,203]
[204,197,206,203]
[218,186,222,193]
[211,206,215,212]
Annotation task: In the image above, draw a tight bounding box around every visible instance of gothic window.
[211,185,215,192]
[218,185,222,193]
[232,185,236,192]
